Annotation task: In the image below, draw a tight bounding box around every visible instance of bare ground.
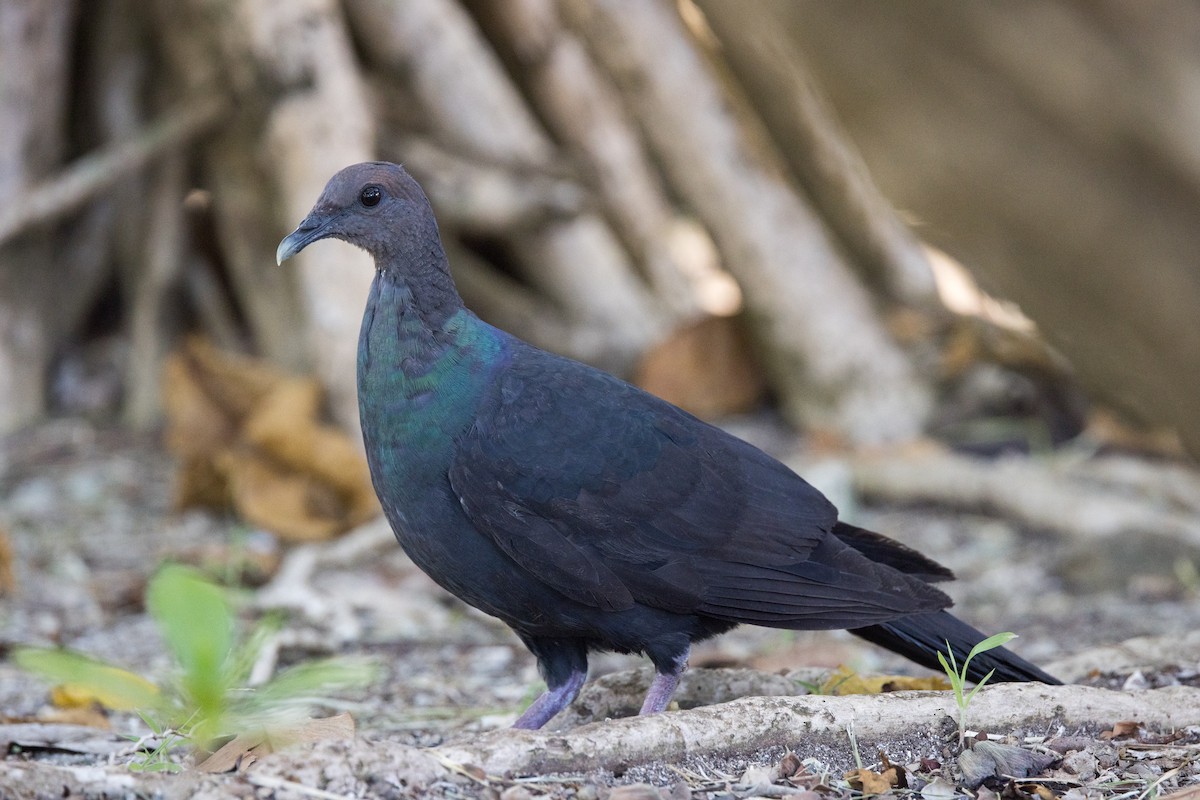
[1,418,1199,799]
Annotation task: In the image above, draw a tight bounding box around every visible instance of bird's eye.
[360,185,382,207]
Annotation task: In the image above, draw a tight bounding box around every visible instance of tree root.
[254,681,1196,791]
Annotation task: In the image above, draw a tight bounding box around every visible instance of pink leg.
[639,647,689,716]
[513,669,587,730]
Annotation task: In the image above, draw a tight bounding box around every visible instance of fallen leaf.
[958,741,1058,789]
[163,338,379,542]
[221,452,348,543]
[0,526,15,595]
[821,664,951,695]
[879,752,909,789]
[845,768,897,795]
[195,712,356,773]
[779,750,803,779]
[634,315,765,419]
[1020,784,1058,800]
[194,729,267,774]
[1100,720,1142,740]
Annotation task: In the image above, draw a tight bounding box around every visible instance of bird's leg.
[640,646,690,716]
[512,668,586,730]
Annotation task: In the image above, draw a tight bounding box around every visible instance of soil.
[1,418,1199,799]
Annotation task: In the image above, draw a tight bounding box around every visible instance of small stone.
[1122,671,1150,691]
[920,776,960,799]
[1062,750,1098,780]
[1094,744,1120,769]
[740,764,780,786]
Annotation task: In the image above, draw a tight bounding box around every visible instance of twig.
[0,96,228,244]
[244,772,359,800]
[429,752,499,786]
[846,720,863,770]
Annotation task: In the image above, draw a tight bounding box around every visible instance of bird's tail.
[850,610,1060,684]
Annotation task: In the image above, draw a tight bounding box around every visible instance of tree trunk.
[563,0,931,443]
[773,0,1200,457]
[0,0,87,432]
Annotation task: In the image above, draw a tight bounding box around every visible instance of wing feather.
[448,340,950,624]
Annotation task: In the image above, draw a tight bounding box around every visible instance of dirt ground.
[2,418,1200,799]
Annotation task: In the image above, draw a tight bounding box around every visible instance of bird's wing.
[448,346,949,625]
[832,522,956,583]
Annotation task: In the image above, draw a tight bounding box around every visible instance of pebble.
[1062,750,1098,780]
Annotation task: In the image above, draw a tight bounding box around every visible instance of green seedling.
[14,563,375,766]
[126,709,196,773]
[936,631,1016,746]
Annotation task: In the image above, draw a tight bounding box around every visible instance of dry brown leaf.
[0,526,14,596]
[1100,720,1142,740]
[175,337,290,421]
[1021,784,1058,800]
[845,767,896,795]
[173,456,229,509]
[195,729,266,774]
[634,315,765,419]
[162,346,238,461]
[779,750,803,779]
[163,338,378,542]
[221,453,346,543]
[195,712,356,773]
[879,753,908,789]
[242,379,378,525]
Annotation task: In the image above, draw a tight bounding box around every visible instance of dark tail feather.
[851,610,1060,685]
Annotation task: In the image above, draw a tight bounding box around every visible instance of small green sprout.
[13,563,376,766]
[936,631,1017,746]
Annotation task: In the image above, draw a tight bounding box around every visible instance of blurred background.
[3,0,1200,751]
[5,0,1199,459]
[0,0,1195,462]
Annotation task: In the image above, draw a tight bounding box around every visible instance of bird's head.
[276,161,437,267]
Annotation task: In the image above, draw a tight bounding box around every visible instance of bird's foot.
[512,669,587,730]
